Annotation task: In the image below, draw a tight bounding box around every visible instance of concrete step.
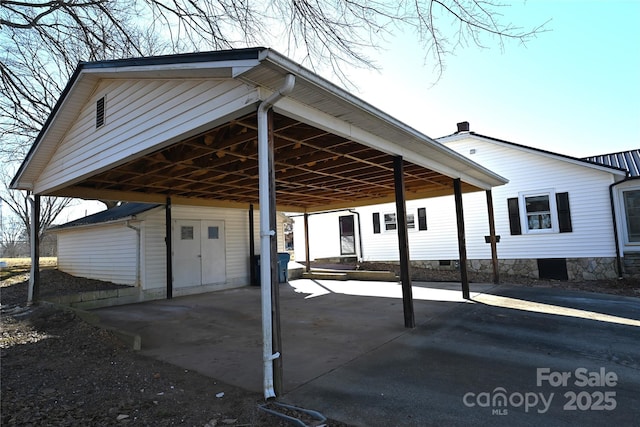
[302,269,398,282]
[302,271,348,281]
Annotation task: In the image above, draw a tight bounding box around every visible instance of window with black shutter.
[509,191,572,235]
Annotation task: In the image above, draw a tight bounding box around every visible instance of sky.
[6,0,639,225]
[346,0,640,158]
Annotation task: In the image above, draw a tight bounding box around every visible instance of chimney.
[456,121,470,133]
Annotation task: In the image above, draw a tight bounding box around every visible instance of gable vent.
[96,96,105,128]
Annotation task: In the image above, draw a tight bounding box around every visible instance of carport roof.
[11,48,507,212]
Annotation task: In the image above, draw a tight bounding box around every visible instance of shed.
[50,203,290,299]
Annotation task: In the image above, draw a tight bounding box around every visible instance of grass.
[0,257,57,281]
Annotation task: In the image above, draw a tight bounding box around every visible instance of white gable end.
[443,136,618,258]
[35,78,260,194]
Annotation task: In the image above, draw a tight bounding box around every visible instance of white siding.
[446,138,616,259]
[293,138,618,262]
[141,205,284,290]
[57,223,138,284]
[35,79,259,194]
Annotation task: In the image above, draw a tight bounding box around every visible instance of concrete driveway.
[94,280,640,426]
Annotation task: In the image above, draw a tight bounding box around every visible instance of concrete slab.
[93,280,640,426]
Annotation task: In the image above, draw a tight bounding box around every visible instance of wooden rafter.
[75,111,461,210]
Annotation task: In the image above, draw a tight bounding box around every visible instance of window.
[181,226,194,240]
[284,222,294,250]
[384,213,416,231]
[373,211,420,233]
[384,213,398,231]
[207,226,219,239]
[96,96,105,128]
[623,190,640,242]
[507,191,572,235]
[525,194,552,230]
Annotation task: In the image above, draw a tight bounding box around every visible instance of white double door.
[172,220,226,287]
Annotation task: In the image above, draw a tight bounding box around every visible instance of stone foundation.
[410,257,619,281]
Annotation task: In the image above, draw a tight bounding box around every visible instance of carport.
[10,47,507,398]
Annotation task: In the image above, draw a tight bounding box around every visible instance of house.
[50,202,290,302]
[292,123,635,280]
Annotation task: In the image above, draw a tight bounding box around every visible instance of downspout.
[257,73,295,399]
[348,209,364,262]
[126,220,141,286]
[609,181,624,278]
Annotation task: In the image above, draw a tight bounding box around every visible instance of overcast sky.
[347,0,640,158]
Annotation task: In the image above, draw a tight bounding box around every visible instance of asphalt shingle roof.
[53,203,160,230]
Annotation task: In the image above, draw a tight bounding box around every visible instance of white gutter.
[257,73,296,399]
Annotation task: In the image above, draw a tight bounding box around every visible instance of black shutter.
[417,207,428,230]
[373,212,381,234]
[556,192,572,233]
[507,198,522,235]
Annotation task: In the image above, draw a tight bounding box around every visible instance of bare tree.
[0,0,546,227]
[1,0,546,149]
[0,169,71,243]
[0,214,26,257]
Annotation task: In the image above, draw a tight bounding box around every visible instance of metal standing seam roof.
[583,149,640,178]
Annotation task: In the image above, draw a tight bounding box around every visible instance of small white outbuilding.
[51,202,289,301]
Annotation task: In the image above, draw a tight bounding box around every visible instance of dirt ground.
[1,266,637,426]
[0,269,351,426]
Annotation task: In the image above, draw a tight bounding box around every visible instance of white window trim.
[518,189,559,234]
[621,188,640,246]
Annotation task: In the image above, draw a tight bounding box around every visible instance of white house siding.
[444,138,617,259]
[34,78,259,194]
[57,223,138,285]
[293,136,620,279]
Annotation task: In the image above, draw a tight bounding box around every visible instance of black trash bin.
[253,253,290,285]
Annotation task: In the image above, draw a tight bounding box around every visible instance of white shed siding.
[57,223,138,284]
[35,79,259,194]
[140,205,282,290]
[141,213,167,290]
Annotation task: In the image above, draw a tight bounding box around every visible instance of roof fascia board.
[80,58,260,78]
[439,132,627,177]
